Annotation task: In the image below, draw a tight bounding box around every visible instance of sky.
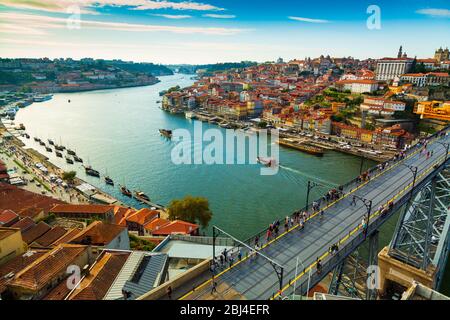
[0,0,449,64]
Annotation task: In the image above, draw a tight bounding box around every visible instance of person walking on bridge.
[350,195,356,206]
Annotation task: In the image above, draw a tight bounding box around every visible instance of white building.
[400,72,450,87]
[335,79,379,94]
[375,58,414,81]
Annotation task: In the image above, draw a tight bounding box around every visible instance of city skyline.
[0,0,449,64]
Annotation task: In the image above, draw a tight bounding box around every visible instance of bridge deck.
[180,133,450,300]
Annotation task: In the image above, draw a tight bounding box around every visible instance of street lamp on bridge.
[435,141,449,163]
[351,195,372,239]
[306,180,332,209]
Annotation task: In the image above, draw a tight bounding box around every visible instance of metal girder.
[389,166,450,273]
[328,231,379,300]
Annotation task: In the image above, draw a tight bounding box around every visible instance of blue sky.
[0,0,449,64]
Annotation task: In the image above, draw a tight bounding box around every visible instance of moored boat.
[66,156,74,164]
[54,145,65,151]
[134,190,151,202]
[39,141,46,146]
[45,146,52,153]
[56,151,63,158]
[67,149,76,156]
[84,165,100,177]
[120,185,132,197]
[48,139,55,145]
[277,139,324,156]
[73,155,83,163]
[105,176,114,186]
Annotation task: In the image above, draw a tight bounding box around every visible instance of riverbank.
[163,107,396,162]
[0,121,168,218]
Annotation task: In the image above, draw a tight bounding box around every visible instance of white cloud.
[202,14,236,19]
[288,16,330,23]
[416,8,450,18]
[0,0,225,13]
[0,12,245,35]
[152,14,192,19]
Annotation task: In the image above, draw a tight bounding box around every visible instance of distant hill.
[108,61,173,76]
[167,61,258,75]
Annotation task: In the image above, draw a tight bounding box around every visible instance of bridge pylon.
[378,165,450,297]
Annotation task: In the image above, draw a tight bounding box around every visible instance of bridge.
[177,129,450,300]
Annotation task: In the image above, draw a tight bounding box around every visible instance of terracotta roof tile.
[8,244,89,292]
[0,250,49,294]
[151,220,199,236]
[10,217,36,232]
[70,221,125,246]
[68,251,130,300]
[0,183,65,219]
[50,204,114,215]
[22,222,52,244]
[32,226,68,247]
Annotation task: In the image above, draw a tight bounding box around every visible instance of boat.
[34,137,40,142]
[73,155,83,163]
[159,129,172,138]
[67,149,76,156]
[120,185,132,197]
[24,133,30,139]
[45,146,52,153]
[56,151,63,158]
[66,156,74,164]
[105,176,114,186]
[48,139,55,145]
[54,145,65,151]
[256,156,277,167]
[33,94,53,102]
[84,165,100,177]
[185,111,197,120]
[39,141,46,146]
[134,190,151,202]
[18,123,25,130]
[277,139,324,156]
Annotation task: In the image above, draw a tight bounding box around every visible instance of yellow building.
[0,227,26,265]
[415,101,450,121]
[361,132,373,143]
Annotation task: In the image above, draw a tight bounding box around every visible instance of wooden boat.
[120,185,132,197]
[159,129,172,138]
[277,139,324,156]
[105,176,114,186]
[56,151,63,158]
[66,156,74,164]
[134,190,151,202]
[84,165,100,177]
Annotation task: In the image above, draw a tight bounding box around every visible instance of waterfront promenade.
[178,131,450,300]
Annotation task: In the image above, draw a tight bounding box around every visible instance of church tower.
[397,45,403,58]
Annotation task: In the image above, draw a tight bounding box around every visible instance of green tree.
[62,171,77,183]
[167,196,213,228]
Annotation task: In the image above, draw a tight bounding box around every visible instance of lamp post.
[292,257,312,300]
[306,180,329,209]
[400,164,418,203]
[435,141,449,163]
[353,195,372,239]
